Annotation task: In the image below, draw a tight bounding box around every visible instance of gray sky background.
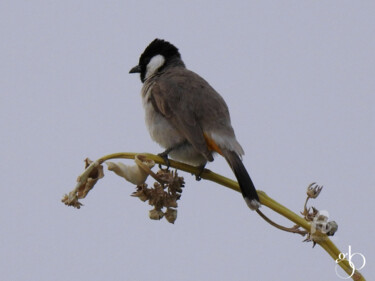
[1,1,374,280]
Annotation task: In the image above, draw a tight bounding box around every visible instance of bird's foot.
[195,164,206,181]
[157,151,170,170]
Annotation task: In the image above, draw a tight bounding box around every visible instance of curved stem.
[255,209,307,236]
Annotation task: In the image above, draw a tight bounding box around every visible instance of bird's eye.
[142,57,151,66]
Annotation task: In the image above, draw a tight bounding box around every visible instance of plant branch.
[65,152,365,281]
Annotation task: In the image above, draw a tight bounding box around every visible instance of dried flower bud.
[131,184,149,202]
[149,208,164,220]
[106,158,155,185]
[77,158,104,199]
[164,197,178,208]
[62,158,104,208]
[303,206,319,222]
[61,194,83,209]
[306,183,323,199]
[311,213,328,233]
[165,208,178,224]
[326,221,338,236]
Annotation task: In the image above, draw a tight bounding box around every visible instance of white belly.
[142,86,184,149]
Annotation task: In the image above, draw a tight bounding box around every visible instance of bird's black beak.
[129,65,141,74]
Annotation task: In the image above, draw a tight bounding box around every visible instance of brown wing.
[150,67,229,161]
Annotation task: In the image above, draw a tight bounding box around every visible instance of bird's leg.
[157,141,188,170]
[158,148,172,170]
[195,163,206,181]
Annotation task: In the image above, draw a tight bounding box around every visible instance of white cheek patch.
[145,54,165,79]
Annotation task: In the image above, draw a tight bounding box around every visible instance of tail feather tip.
[245,198,261,210]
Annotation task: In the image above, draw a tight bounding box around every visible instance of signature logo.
[335,245,366,279]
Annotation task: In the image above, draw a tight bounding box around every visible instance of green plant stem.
[95,152,365,281]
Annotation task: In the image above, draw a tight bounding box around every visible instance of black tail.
[222,149,260,210]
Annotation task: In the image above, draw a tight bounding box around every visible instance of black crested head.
[139,39,181,65]
[130,39,183,82]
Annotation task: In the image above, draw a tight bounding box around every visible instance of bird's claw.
[195,164,206,181]
[158,152,170,170]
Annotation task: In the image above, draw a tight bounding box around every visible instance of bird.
[129,39,260,210]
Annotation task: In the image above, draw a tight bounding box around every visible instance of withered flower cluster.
[302,183,338,246]
[132,169,185,224]
[62,158,104,209]
[62,155,186,223]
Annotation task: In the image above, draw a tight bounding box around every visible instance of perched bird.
[129,39,260,210]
